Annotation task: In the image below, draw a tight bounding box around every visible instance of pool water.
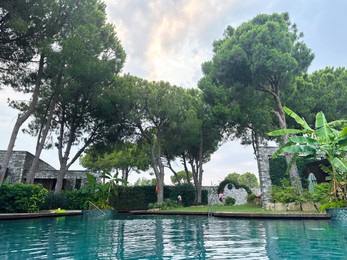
[0,214,346,259]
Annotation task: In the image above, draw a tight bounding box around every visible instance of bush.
[167,184,196,206]
[217,179,252,195]
[225,197,236,206]
[41,191,68,210]
[65,190,93,210]
[309,182,332,203]
[111,184,198,211]
[112,186,157,211]
[270,181,303,203]
[41,190,93,210]
[0,183,48,213]
[320,201,347,212]
[148,199,179,210]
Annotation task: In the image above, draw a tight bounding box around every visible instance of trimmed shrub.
[41,191,68,210]
[65,190,93,210]
[112,186,157,211]
[111,184,198,211]
[201,189,208,205]
[225,197,236,206]
[0,183,48,213]
[217,179,252,195]
[167,184,196,206]
[270,182,302,203]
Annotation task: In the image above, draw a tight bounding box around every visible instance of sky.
[1,0,347,186]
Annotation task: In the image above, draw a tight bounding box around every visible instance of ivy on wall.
[269,156,315,188]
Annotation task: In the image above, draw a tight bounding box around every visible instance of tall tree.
[180,89,222,203]
[116,75,187,203]
[0,0,86,185]
[288,67,347,125]
[0,0,51,75]
[201,12,314,193]
[81,141,150,184]
[20,1,125,190]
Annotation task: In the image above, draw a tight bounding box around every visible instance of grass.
[160,203,320,214]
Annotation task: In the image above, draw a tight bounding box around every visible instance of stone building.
[0,150,90,190]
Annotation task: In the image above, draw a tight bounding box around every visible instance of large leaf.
[284,106,313,132]
[289,136,319,145]
[315,111,327,129]
[316,125,334,142]
[331,157,347,173]
[268,128,304,137]
[315,112,337,141]
[271,141,295,159]
[281,144,317,155]
[339,127,347,137]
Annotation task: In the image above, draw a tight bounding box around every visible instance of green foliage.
[269,156,314,187]
[225,172,259,189]
[41,191,68,210]
[309,183,332,204]
[268,108,347,201]
[168,184,196,206]
[112,186,157,211]
[79,173,121,209]
[320,201,347,212]
[170,170,193,185]
[225,197,236,206]
[148,199,180,210]
[81,141,150,179]
[0,183,48,213]
[41,190,93,210]
[133,177,157,186]
[217,179,252,195]
[111,184,200,211]
[271,186,300,203]
[290,67,347,127]
[201,189,208,205]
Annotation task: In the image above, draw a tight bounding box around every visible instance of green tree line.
[1,4,347,204]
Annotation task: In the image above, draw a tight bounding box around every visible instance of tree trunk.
[166,160,181,185]
[55,161,68,192]
[182,154,191,184]
[148,141,164,203]
[196,129,204,204]
[26,94,58,183]
[0,55,45,186]
[272,90,303,194]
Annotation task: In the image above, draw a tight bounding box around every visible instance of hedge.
[0,183,48,213]
[41,190,92,210]
[111,184,208,211]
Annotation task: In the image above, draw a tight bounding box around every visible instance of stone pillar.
[258,147,278,208]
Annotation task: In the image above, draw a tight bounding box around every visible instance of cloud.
[104,0,241,87]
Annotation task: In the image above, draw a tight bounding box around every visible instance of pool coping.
[0,210,332,220]
[0,210,83,220]
[130,210,332,219]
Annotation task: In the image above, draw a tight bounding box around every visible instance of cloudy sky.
[1,0,346,185]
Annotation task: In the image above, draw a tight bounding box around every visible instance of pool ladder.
[86,201,106,215]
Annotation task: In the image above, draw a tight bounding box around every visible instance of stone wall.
[0,150,93,190]
[258,146,278,207]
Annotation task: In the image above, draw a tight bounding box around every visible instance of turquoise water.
[0,214,346,259]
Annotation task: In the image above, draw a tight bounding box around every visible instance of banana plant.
[268,107,347,200]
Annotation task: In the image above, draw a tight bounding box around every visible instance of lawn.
[161,203,320,214]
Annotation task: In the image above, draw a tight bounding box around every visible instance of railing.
[86,201,106,215]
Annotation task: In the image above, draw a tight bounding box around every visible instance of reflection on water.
[0,214,346,259]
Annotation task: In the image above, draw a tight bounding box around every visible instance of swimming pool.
[0,213,346,259]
